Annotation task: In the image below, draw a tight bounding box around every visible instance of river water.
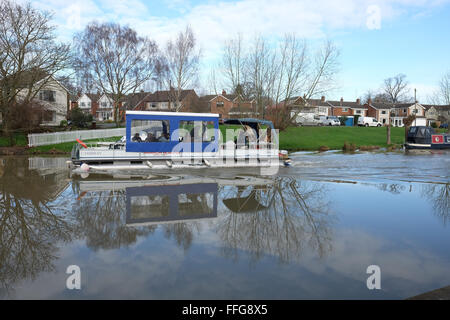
[0,150,449,299]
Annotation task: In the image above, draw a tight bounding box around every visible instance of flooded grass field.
[0,151,449,299]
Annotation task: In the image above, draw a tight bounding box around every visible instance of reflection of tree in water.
[71,184,157,251]
[376,183,406,194]
[0,158,74,295]
[421,183,450,225]
[162,193,209,251]
[163,223,200,251]
[217,177,334,263]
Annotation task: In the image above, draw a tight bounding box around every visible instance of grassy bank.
[278,126,406,151]
[1,125,447,155]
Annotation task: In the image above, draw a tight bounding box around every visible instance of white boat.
[70,111,289,174]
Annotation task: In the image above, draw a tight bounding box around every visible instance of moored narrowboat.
[404,126,450,150]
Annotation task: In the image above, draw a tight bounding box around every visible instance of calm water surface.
[0,150,449,299]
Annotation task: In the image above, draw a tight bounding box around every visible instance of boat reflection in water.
[126,183,218,226]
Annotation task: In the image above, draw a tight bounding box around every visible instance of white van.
[294,113,326,126]
[358,116,382,127]
[322,116,341,126]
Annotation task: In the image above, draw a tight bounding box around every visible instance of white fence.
[28,128,126,147]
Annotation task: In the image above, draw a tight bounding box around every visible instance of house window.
[80,102,85,107]
[39,90,56,102]
[88,102,91,107]
[216,101,224,107]
[403,109,407,113]
[413,109,418,114]
[342,108,348,112]
[319,107,327,113]
[42,110,55,122]
[381,110,386,114]
[102,102,107,107]
[355,110,361,114]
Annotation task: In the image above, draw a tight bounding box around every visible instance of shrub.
[342,141,356,152]
[318,145,329,152]
[430,122,438,128]
[68,107,91,128]
[60,120,68,127]
[339,116,348,126]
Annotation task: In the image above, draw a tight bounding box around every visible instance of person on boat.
[132,132,142,142]
[145,132,158,142]
[158,132,170,142]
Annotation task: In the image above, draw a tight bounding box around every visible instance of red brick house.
[200,90,256,119]
[327,98,366,117]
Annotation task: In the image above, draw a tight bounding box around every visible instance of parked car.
[294,114,325,126]
[322,116,341,126]
[358,116,382,127]
[439,123,448,129]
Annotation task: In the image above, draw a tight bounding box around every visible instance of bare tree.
[164,25,200,111]
[382,74,410,103]
[303,39,340,100]
[73,22,159,125]
[438,71,450,105]
[246,35,275,117]
[271,38,339,129]
[221,33,245,94]
[0,1,71,140]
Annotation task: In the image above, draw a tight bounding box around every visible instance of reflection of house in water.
[126,183,218,226]
[27,157,71,201]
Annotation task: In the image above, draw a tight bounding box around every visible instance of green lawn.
[0,133,28,147]
[278,126,407,151]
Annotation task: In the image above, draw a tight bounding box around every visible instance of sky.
[26,0,450,102]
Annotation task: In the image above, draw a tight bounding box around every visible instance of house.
[423,104,450,125]
[199,90,256,119]
[75,93,115,121]
[327,98,366,117]
[365,100,391,125]
[15,74,70,126]
[135,89,199,113]
[96,94,114,121]
[69,93,80,110]
[366,99,428,127]
[307,96,332,116]
[435,105,450,123]
[76,93,98,116]
[123,91,152,111]
[389,102,426,127]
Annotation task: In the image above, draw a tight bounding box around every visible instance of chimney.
[321,96,325,102]
[356,98,361,105]
[222,89,226,95]
[368,98,372,105]
[340,97,343,106]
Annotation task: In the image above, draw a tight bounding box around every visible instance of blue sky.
[28,0,450,102]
